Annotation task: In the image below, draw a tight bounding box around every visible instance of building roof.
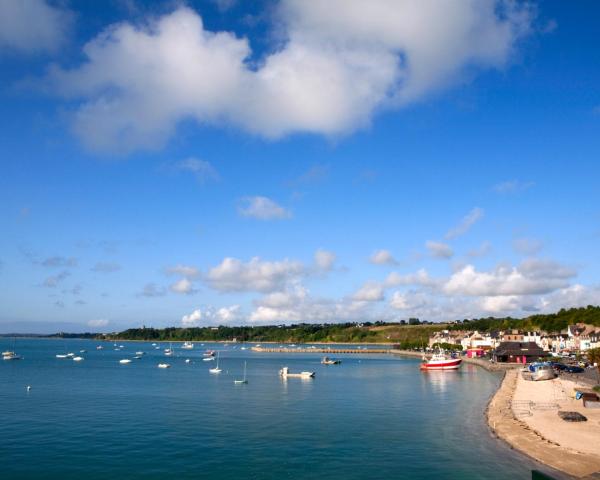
[494,341,546,357]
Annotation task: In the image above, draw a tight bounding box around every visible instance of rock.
[557,411,587,422]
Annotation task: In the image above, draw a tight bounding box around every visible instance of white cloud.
[249,288,376,324]
[47,2,532,152]
[425,241,454,259]
[173,157,219,183]
[314,249,336,271]
[170,278,196,295]
[369,249,398,265]
[468,241,492,258]
[182,305,241,326]
[478,295,522,313]
[443,260,576,297]
[385,268,439,288]
[87,318,109,328]
[238,196,291,220]
[165,264,200,278]
[137,282,167,297]
[0,0,71,54]
[493,179,535,194]
[205,256,304,292]
[445,207,484,240]
[352,282,384,302]
[182,309,202,326]
[512,237,543,255]
[389,290,428,311]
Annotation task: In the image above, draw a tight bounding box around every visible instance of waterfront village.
[428,322,600,362]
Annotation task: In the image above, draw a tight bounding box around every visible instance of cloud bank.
[47,1,532,152]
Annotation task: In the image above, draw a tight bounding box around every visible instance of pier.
[251,346,390,354]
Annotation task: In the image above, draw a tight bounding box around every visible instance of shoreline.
[486,369,600,478]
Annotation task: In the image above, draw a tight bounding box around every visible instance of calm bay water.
[1,338,551,479]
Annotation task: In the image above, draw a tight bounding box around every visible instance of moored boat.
[279,367,315,378]
[531,364,556,381]
[157,363,171,369]
[3,351,21,360]
[181,342,194,350]
[321,356,341,365]
[420,351,462,371]
[119,359,132,364]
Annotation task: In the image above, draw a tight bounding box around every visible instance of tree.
[587,347,600,368]
[408,318,420,325]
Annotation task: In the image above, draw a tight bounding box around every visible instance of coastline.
[486,369,600,478]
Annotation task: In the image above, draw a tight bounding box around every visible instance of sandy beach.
[487,369,600,478]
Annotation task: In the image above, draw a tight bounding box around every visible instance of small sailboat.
[234,361,248,384]
[209,352,222,374]
[157,363,171,369]
[3,351,21,360]
[119,359,132,364]
[164,342,174,356]
[3,339,21,360]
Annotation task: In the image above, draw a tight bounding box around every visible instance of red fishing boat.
[420,351,462,371]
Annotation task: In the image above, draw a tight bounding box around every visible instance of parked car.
[564,365,585,373]
[550,362,567,371]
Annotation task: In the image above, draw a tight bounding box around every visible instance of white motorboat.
[96,345,104,350]
[181,342,194,350]
[203,357,215,362]
[66,353,75,358]
[321,356,341,365]
[152,343,157,346]
[73,356,84,362]
[185,359,191,364]
[56,354,69,359]
[79,350,86,353]
[279,367,315,379]
[135,351,144,355]
[157,363,171,369]
[119,359,132,364]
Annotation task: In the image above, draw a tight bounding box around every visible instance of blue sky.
[1,0,599,333]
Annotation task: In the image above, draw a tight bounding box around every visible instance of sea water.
[1,338,556,479]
